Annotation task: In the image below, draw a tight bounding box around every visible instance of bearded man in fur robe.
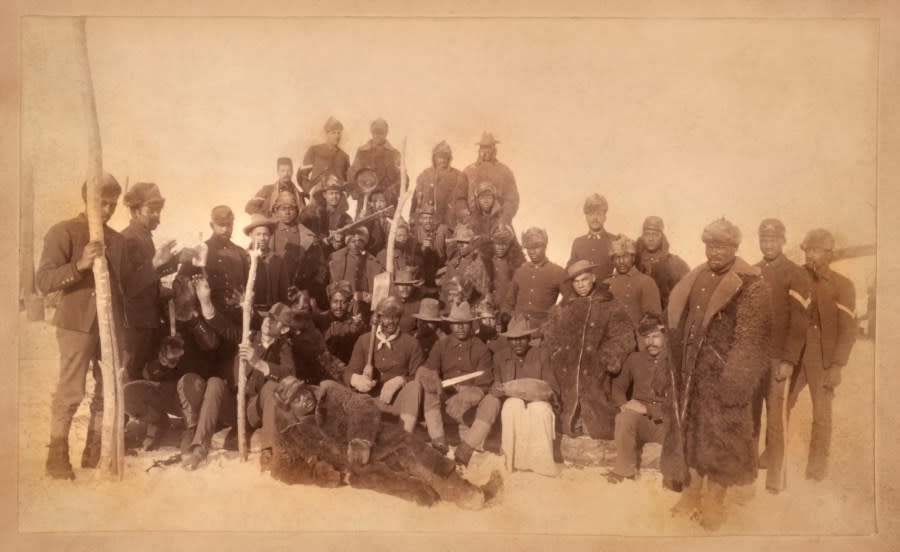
[662,218,770,530]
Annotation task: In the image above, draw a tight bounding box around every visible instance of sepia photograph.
[6,2,899,550]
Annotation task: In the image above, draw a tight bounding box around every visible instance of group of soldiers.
[37,117,857,528]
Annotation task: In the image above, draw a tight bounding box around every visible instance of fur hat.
[449,224,475,243]
[491,224,515,244]
[370,118,389,134]
[642,216,664,232]
[701,218,742,247]
[210,205,234,225]
[521,227,548,248]
[583,194,608,214]
[432,140,452,157]
[637,312,666,336]
[801,228,835,251]
[123,182,165,209]
[566,260,598,280]
[609,235,637,257]
[475,181,497,197]
[327,280,354,300]
[375,296,404,317]
[758,218,786,238]
[322,174,345,192]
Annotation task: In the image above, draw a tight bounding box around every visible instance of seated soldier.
[492,315,560,477]
[411,298,446,359]
[474,298,501,346]
[413,203,451,293]
[270,376,502,509]
[344,297,424,433]
[607,314,671,483]
[287,289,347,385]
[314,280,366,365]
[239,303,296,471]
[418,302,498,466]
[391,266,426,335]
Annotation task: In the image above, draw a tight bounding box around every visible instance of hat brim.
[412,313,443,322]
[244,221,277,235]
[565,264,600,281]
[500,328,538,339]
[394,279,425,287]
[441,315,477,323]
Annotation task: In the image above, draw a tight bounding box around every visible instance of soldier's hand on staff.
[350,373,376,393]
[379,376,405,404]
[239,343,266,374]
[362,363,375,379]
[152,239,178,269]
[193,243,209,267]
[76,240,105,270]
[775,361,794,382]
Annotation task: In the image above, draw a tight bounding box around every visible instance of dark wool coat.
[543,284,636,439]
[299,143,351,194]
[121,219,178,329]
[412,165,469,229]
[661,258,771,489]
[635,234,690,311]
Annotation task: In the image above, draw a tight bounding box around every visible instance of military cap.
[210,205,235,225]
[609,235,637,257]
[758,218,786,238]
[273,376,310,411]
[800,228,835,251]
[637,312,666,336]
[433,140,452,157]
[327,280,354,300]
[521,227,549,248]
[566,259,598,280]
[476,132,500,146]
[80,173,122,200]
[276,157,292,167]
[449,224,476,243]
[123,182,166,209]
[258,302,295,327]
[324,116,343,132]
[491,224,515,243]
[243,213,277,236]
[642,216,664,232]
[322,173,345,192]
[701,218,742,247]
[583,193,608,214]
[376,296,404,317]
[371,118,389,133]
[476,181,497,197]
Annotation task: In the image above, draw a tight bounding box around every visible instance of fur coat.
[661,257,771,489]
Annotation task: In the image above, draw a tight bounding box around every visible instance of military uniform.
[502,258,568,328]
[245,332,296,451]
[462,161,519,226]
[348,140,402,207]
[298,143,351,194]
[328,247,385,297]
[567,230,615,284]
[412,166,469,229]
[635,235,690,310]
[245,181,307,216]
[314,311,366,364]
[605,266,662,327]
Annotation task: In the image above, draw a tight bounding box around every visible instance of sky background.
[22,16,877,275]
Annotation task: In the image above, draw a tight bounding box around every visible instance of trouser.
[375,381,422,432]
[500,398,557,476]
[421,384,501,449]
[247,380,278,450]
[124,374,228,448]
[613,409,666,478]
[788,326,832,479]
[50,327,103,442]
[124,326,159,381]
[754,359,789,490]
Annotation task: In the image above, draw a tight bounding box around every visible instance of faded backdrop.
[22,16,876,275]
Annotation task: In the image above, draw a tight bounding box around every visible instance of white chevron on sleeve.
[789,289,811,310]
[837,302,855,318]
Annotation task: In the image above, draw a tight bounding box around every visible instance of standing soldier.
[243,214,290,314]
[788,229,856,482]
[663,218,770,530]
[412,140,469,229]
[635,216,690,310]
[605,235,662,328]
[299,174,353,248]
[468,181,503,242]
[501,228,567,329]
[543,260,635,440]
[121,182,178,382]
[328,226,385,314]
[245,157,306,216]
[753,218,811,493]
[297,116,351,196]
[463,132,519,226]
[567,194,615,284]
[489,225,526,313]
[414,204,451,292]
[348,118,402,210]
[37,176,126,479]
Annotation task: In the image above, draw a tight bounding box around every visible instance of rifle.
[238,241,262,461]
[328,205,394,241]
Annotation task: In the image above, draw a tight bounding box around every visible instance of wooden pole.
[19,158,44,320]
[238,244,261,461]
[72,17,125,478]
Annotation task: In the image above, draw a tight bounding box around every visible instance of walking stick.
[73,17,125,478]
[238,242,261,461]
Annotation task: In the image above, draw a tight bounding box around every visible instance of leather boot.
[671,468,702,518]
[81,428,102,469]
[46,437,75,480]
[700,480,728,530]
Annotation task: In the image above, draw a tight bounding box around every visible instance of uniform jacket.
[314,311,366,364]
[806,265,856,367]
[244,332,295,396]
[635,234,690,310]
[604,266,663,326]
[146,315,220,381]
[349,140,402,204]
[328,247,385,295]
[36,213,127,333]
[462,159,519,225]
[345,331,425,394]
[491,338,558,394]
[412,166,469,228]
[425,334,494,390]
[179,234,249,311]
[543,284,636,439]
[567,230,615,284]
[611,350,671,422]
[121,219,178,329]
[502,258,568,326]
[245,181,307,216]
[662,258,770,488]
[376,240,425,278]
[253,252,291,311]
[299,143,351,194]
[756,254,811,365]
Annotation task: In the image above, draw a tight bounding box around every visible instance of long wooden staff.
[73,17,125,478]
[238,242,261,461]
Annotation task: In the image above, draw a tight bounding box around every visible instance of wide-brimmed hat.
[500,314,538,339]
[476,132,500,146]
[412,298,442,322]
[566,259,599,281]
[257,303,295,327]
[394,266,424,286]
[442,301,478,323]
[243,213,277,236]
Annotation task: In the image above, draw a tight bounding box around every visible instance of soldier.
[37,175,127,479]
[328,226,385,313]
[543,260,635,439]
[299,174,353,247]
[463,132,519,226]
[567,193,615,284]
[635,216,690,310]
[376,218,424,278]
[314,280,366,365]
[243,213,290,314]
[489,225,525,313]
[345,297,425,433]
[269,190,328,307]
[363,187,392,256]
[440,225,491,307]
[348,118,402,210]
[663,218,770,530]
[245,157,307,217]
[417,302,498,466]
[412,140,469,229]
[411,298,445,359]
[502,228,568,329]
[753,218,811,493]
[607,314,671,483]
[468,181,503,242]
[414,204,451,292]
[605,235,662,327]
[390,266,426,335]
[297,116,351,196]
[788,229,856,482]
[121,182,179,382]
[287,290,347,385]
